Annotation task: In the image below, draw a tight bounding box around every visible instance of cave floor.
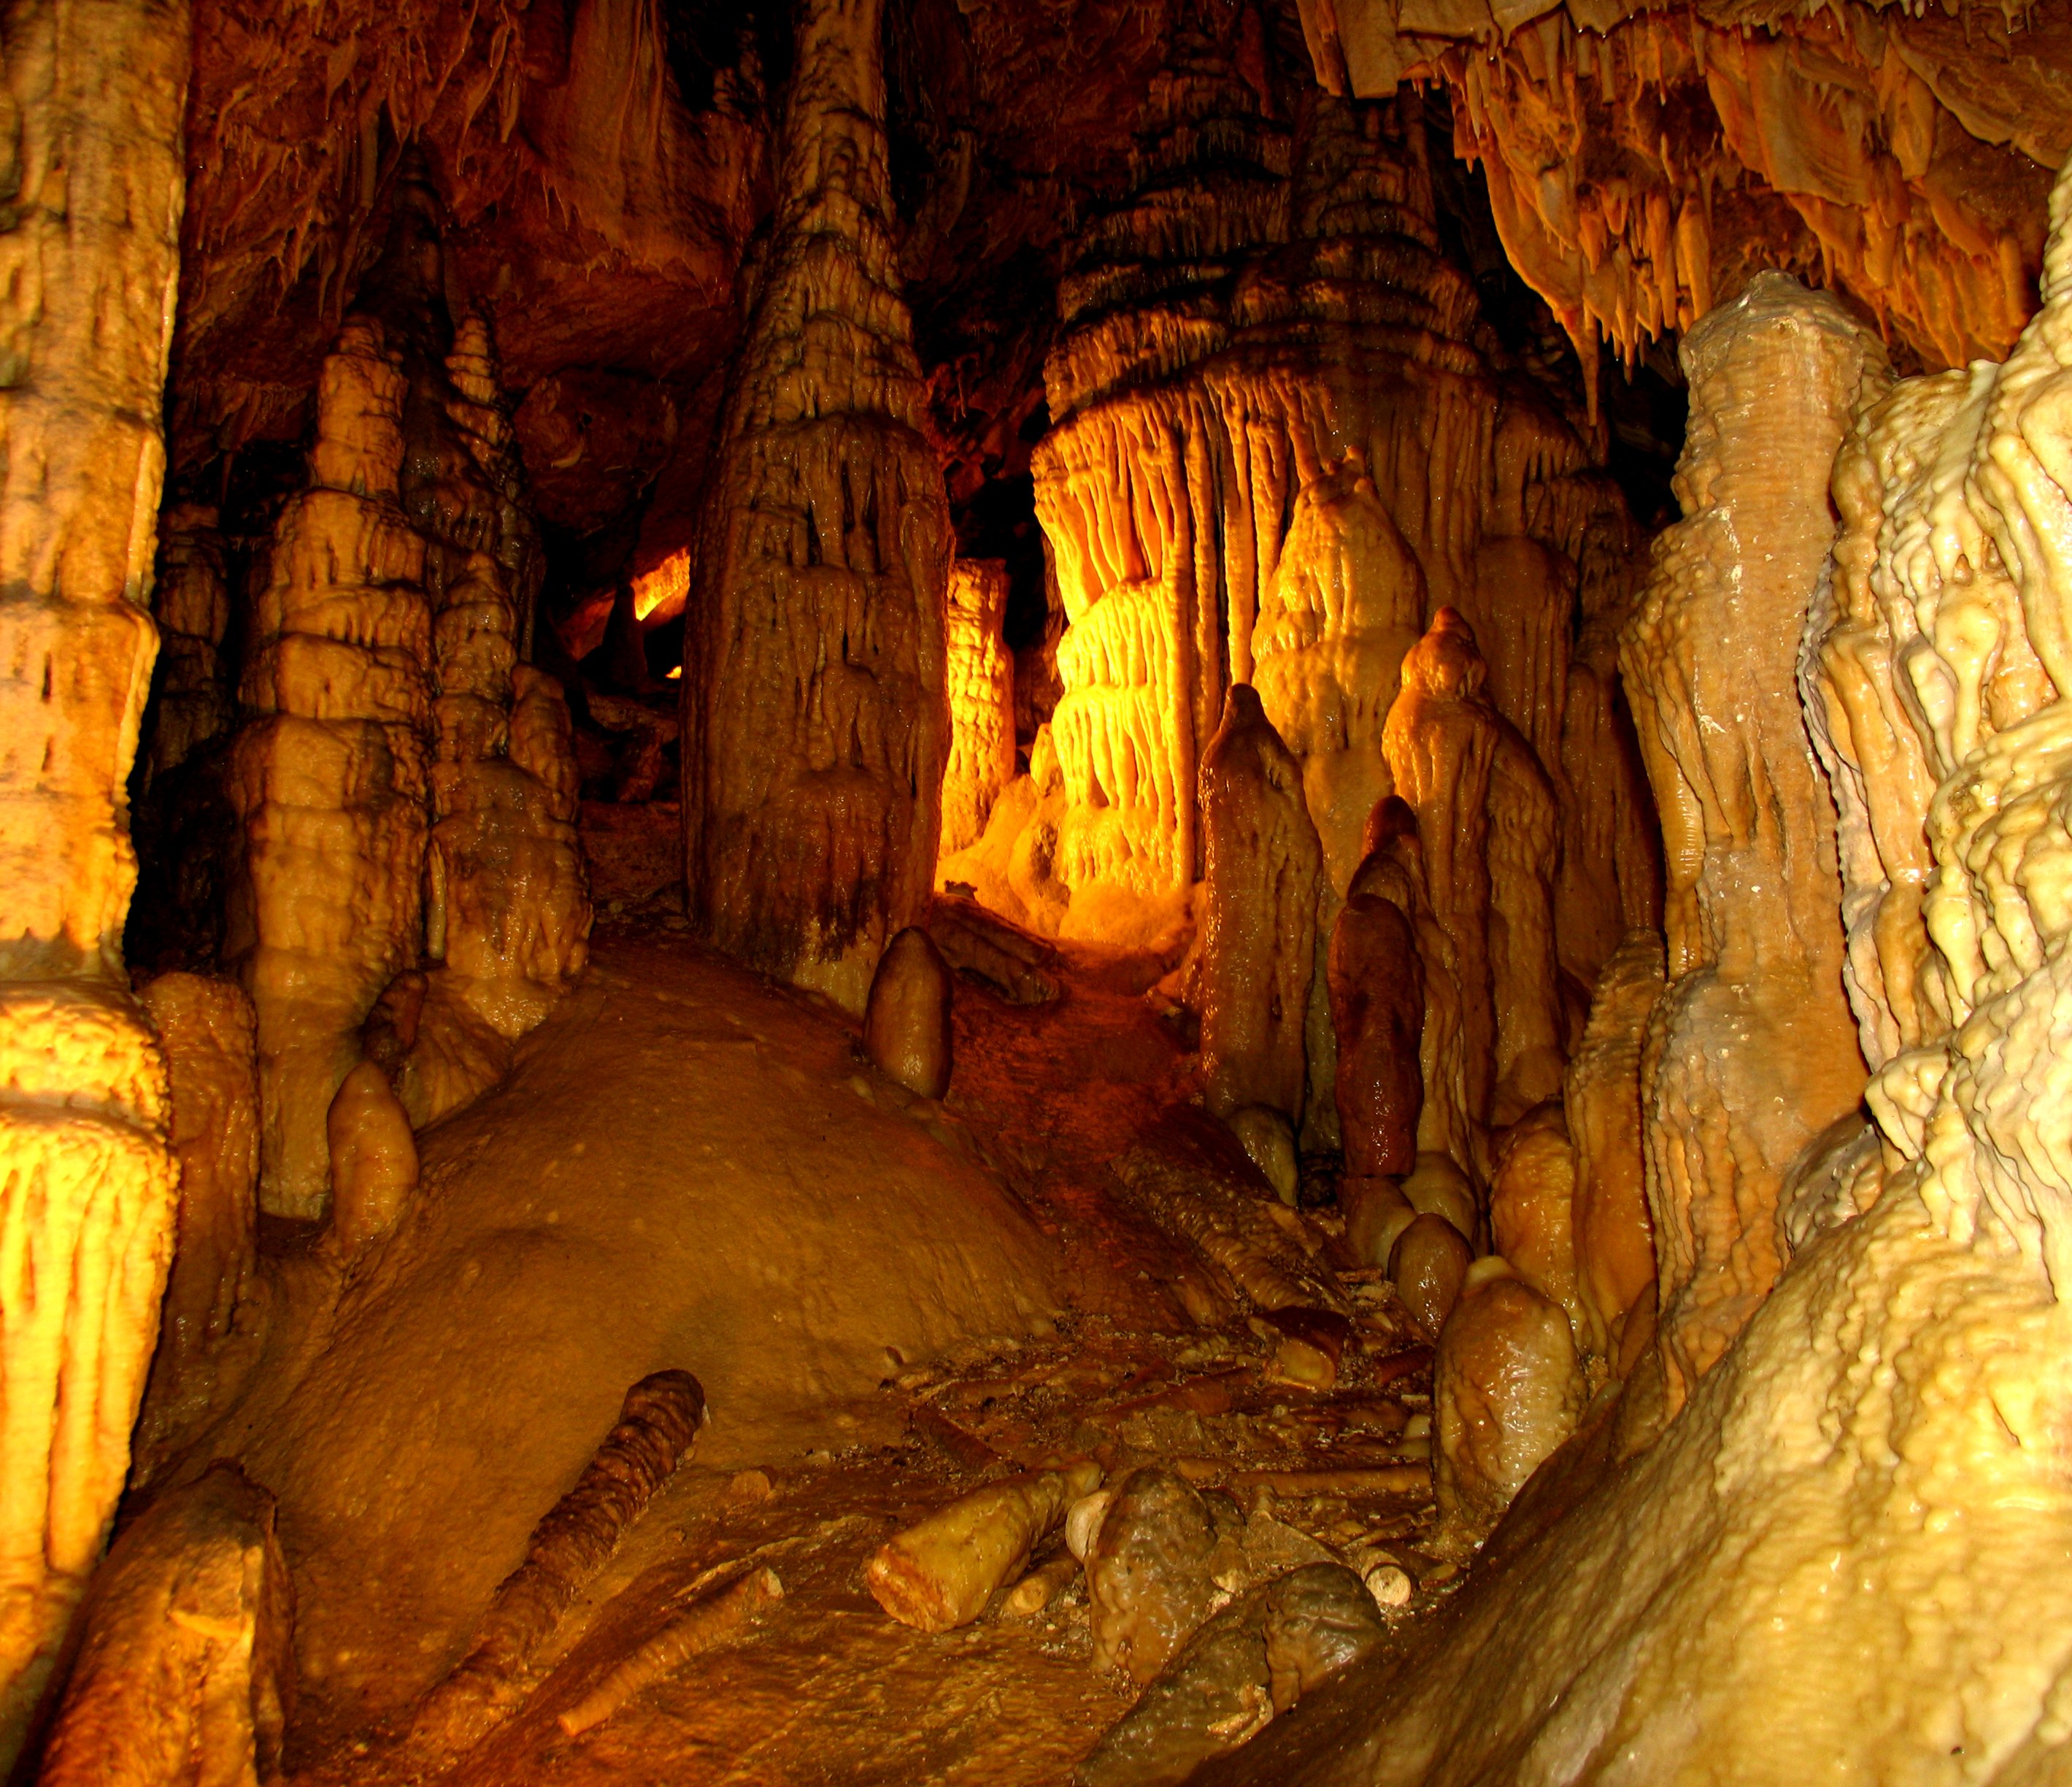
[184,919,1449,1785]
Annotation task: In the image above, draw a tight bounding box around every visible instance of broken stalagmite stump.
[412,1369,705,1751]
[863,926,954,1099]
[39,1466,293,1787]
[1199,685,1322,1129]
[866,1459,1102,1633]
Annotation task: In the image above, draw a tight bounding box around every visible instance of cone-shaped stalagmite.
[1199,687,1322,1127]
[0,0,189,1753]
[682,0,950,1013]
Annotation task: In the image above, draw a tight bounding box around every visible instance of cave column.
[0,0,192,1757]
[1620,274,1886,1407]
[682,0,950,1011]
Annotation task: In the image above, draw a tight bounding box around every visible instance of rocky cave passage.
[8,0,2072,1780]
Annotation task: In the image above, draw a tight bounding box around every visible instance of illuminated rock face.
[1028,55,1652,983]
[1231,160,2072,1787]
[942,561,1017,856]
[0,0,189,1756]
[682,0,951,1014]
[1622,274,1882,1403]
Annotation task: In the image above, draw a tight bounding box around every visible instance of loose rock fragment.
[39,1466,293,1787]
[1087,1469,1249,1683]
[1003,1552,1082,1618]
[1073,1564,1388,1787]
[557,1566,782,1737]
[866,1459,1103,1633]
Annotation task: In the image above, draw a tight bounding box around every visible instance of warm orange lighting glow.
[631,547,691,626]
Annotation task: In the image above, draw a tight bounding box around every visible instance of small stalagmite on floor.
[864,926,955,1099]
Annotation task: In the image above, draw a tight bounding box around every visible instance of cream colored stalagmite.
[1620,273,1882,1407]
[1222,162,2072,1787]
[682,0,950,1012]
[0,0,190,1758]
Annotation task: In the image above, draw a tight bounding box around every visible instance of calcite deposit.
[20,3,2072,1785]
[1622,273,1882,1404]
[681,0,951,1012]
[0,0,188,1755]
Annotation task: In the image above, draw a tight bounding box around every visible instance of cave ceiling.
[174,0,2072,620]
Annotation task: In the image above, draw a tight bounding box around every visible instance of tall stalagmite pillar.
[682,0,951,1012]
[0,0,190,1757]
[1621,273,1884,1404]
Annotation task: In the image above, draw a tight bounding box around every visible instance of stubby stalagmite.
[863,927,955,1101]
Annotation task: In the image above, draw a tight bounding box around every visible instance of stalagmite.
[1349,798,1476,1174]
[1252,461,1427,891]
[1432,1262,1584,1556]
[324,1061,417,1253]
[1329,891,1424,1180]
[1621,273,1883,1403]
[37,1467,292,1787]
[226,319,429,1217]
[0,0,189,1754]
[1484,728,1565,1119]
[863,927,954,1100]
[1199,687,1322,1128]
[682,0,950,1012]
[1390,1213,1472,1337]
[131,975,259,1483]
[1563,931,1663,1364]
[1486,1104,1585,1347]
[866,1459,1102,1634]
[1400,1150,1479,1245]
[942,561,1017,856]
[1382,612,1500,1149]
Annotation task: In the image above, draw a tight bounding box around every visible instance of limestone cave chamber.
[6,0,2072,1780]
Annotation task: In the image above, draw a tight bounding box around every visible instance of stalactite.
[682,0,950,1013]
[0,0,190,1756]
[1620,273,1882,1406]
